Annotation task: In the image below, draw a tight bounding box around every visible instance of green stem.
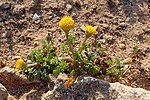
[65,32,75,61]
[79,36,88,53]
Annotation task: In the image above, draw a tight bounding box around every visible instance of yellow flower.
[59,16,74,32]
[16,58,24,70]
[122,57,132,64]
[86,25,97,35]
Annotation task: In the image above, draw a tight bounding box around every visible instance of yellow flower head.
[122,57,132,64]
[16,58,24,70]
[86,25,97,35]
[59,16,74,32]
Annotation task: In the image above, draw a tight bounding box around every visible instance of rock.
[32,13,40,21]
[13,56,21,60]
[1,2,11,10]
[49,2,58,10]
[13,5,25,18]
[56,73,68,82]
[80,25,85,32]
[49,27,57,32]
[109,82,150,100]
[8,95,17,100]
[42,76,150,100]
[0,83,8,100]
[0,17,3,22]
[0,67,40,87]
[20,89,40,100]
[119,43,126,50]
[42,76,110,100]
[66,4,72,11]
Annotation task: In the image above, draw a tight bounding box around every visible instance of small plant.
[16,32,68,81]
[16,16,132,88]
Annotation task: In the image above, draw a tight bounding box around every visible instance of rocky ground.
[0,0,150,99]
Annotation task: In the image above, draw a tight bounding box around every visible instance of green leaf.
[106,68,112,75]
[133,47,139,53]
[53,69,60,75]
[74,51,83,62]
[40,70,49,81]
[85,50,91,60]
[61,43,70,53]
[41,40,48,49]
[71,70,75,74]
[90,65,99,75]
[35,49,44,63]
[97,48,107,54]
[50,57,59,65]
[91,54,99,60]
[69,33,75,44]
[115,57,121,66]
[104,60,114,66]
[79,42,89,51]
[53,60,68,75]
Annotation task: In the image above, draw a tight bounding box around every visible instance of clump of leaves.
[105,58,121,81]
[22,33,68,81]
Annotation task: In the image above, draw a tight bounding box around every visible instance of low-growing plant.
[16,16,132,88]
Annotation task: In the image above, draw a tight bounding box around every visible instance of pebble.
[32,13,40,21]
[119,43,126,50]
[119,22,127,27]
[0,17,3,22]
[80,25,85,32]
[66,4,72,11]
[27,60,32,64]
[1,2,11,10]
[50,27,57,32]
[14,56,21,60]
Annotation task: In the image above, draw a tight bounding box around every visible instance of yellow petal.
[16,58,24,70]
[59,16,74,32]
[86,25,97,35]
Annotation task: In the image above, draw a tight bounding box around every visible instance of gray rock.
[109,82,150,100]
[0,17,3,22]
[1,2,11,10]
[32,13,40,21]
[42,76,150,100]
[0,67,40,87]
[0,83,8,100]
[42,76,110,100]
[20,89,40,100]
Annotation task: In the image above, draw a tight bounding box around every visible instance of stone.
[0,67,40,87]
[42,76,150,100]
[13,56,21,60]
[56,73,68,82]
[32,13,40,21]
[42,76,110,100]
[66,4,72,11]
[0,83,8,100]
[0,17,3,22]
[20,89,40,100]
[1,2,11,10]
[119,43,126,50]
[80,25,86,32]
[13,5,25,17]
[7,95,17,100]
[109,82,150,100]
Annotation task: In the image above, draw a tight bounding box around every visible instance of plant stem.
[79,36,88,53]
[65,32,75,61]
